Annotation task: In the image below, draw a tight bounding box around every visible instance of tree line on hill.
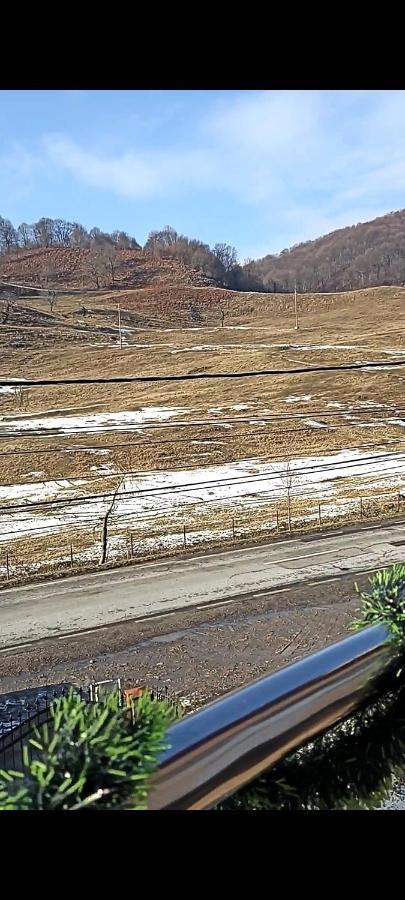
[245,209,405,292]
[0,216,245,289]
[2,208,405,293]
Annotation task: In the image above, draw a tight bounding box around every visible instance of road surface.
[1,519,405,649]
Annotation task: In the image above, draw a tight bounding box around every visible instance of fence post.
[183,524,187,550]
[318,503,322,528]
[232,517,235,542]
[398,493,401,513]
[130,533,134,557]
[70,544,74,569]
[360,497,364,519]
[276,510,279,533]
[6,551,9,580]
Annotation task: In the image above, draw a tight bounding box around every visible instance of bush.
[0,689,177,810]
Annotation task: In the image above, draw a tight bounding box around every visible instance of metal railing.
[0,629,400,809]
[0,686,92,770]
[148,624,398,810]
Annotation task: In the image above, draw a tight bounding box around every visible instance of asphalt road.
[1,519,405,650]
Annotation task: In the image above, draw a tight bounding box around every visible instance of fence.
[1,489,404,584]
[0,682,180,773]
[0,686,92,770]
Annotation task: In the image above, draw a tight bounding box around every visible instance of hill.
[3,208,405,295]
[245,209,405,293]
[0,247,218,292]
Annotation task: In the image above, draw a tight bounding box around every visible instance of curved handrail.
[148,624,397,810]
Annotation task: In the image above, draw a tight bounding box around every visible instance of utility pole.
[117,303,123,349]
[294,281,299,330]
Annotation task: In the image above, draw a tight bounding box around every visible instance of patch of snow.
[285,395,313,403]
[0,406,189,436]
[290,343,362,351]
[191,440,224,445]
[171,345,232,354]
[0,377,27,395]
[90,464,116,475]
[304,419,329,429]
[128,342,175,349]
[361,365,392,372]
[2,448,405,546]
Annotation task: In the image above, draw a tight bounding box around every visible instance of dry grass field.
[1,284,405,582]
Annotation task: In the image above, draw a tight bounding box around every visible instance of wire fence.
[0,488,403,583]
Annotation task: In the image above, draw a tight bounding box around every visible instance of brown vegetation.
[248,208,405,292]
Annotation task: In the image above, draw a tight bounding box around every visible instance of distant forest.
[2,209,405,293]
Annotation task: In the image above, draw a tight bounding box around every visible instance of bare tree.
[213,242,238,273]
[48,290,57,313]
[71,223,89,247]
[15,384,28,410]
[32,218,54,247]
[17,222,32,248]
[53,219,74,246]
[89,249,108,289]
[99,478,124,564]
[0,217,18,252]
[1,300,11,325]
[111,230,132,249]
[218,304,225,327]
[105,244,119,286]
[280,460,295,533]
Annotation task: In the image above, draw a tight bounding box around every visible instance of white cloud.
[43,135,219,199]
[4,90,405,252]
[204,90,320,157]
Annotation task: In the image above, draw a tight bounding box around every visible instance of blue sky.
[1,89,405,261]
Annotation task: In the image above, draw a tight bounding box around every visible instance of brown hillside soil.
[0,248,217,291]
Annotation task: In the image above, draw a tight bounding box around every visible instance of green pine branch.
[0,689,177,810]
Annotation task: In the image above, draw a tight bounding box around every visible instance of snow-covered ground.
[0,378,27,396]
[1,448,405,547]
[0,406,188,436]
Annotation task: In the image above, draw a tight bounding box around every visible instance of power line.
[4,436,405,487]
[1,407,405,440]
[1,449,404,515]
[1,467,404,540]
[2,358,405,388]
[1,426,405,460]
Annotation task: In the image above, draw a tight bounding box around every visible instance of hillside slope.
[0,247,218,291]
[3,207,405,296]
[245,209,405,293]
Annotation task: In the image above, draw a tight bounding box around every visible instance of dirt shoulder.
[0,569,366,710]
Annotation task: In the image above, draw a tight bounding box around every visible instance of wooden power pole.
[294,282,299,330]
[117,303,123,349]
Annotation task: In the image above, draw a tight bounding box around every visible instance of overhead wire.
[2,449,405,515]
[2,356,405,387]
